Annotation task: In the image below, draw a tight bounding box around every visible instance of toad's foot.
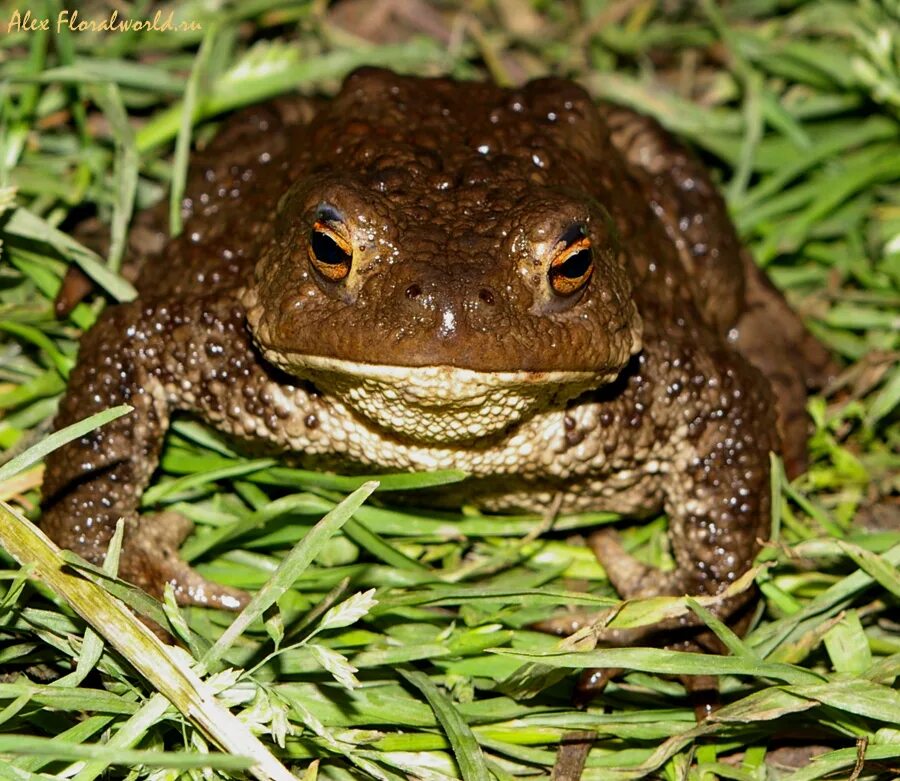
[589,528,756,638]
[564,529,756,714]
[534,529,747,640]
[534,528,756,712]
[118,511,249,611]
[534,526,757,643]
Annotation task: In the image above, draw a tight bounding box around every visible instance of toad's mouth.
[258,349,617,444]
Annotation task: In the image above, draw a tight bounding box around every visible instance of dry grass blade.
[0,503,298,781]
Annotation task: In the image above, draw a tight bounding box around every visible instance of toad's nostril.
[478,287,495,305]
[406,283,422,299]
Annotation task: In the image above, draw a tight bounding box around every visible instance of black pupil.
[311,229,349,265]
[554,248,592,279]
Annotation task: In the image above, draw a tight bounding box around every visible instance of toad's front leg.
[561,343,779,706]
[41,295,271,610]
[593,341,778,610]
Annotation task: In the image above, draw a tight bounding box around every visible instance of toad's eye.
[308,220,352,282]
[548,230,593,296]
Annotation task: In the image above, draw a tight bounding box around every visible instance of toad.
[41,68,833,619]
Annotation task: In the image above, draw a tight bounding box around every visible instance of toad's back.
[144,69,745,341]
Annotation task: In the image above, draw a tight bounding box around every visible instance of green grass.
[0,1,898,779]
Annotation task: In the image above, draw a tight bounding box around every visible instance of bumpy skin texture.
[42,68,830,611]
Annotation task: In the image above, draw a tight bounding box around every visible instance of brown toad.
[41,68,832,615]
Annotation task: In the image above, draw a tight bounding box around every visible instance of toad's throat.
[260,349,617,444]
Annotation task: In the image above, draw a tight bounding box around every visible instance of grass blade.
[0,405,131,483]
[398,668,492,781]
[204,480,379,665]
